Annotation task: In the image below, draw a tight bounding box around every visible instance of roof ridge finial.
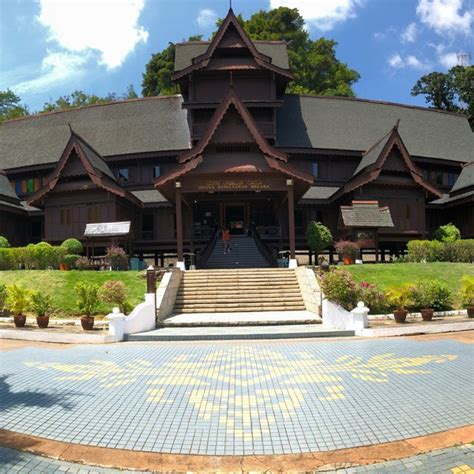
[67,122,75,135]
[394,119,400,131]
[229,0,233,11]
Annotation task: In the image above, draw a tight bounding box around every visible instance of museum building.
[1,9,473,268]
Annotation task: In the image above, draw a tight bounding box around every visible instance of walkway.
[0,333,473,471]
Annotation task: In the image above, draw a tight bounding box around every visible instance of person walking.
[222,228,231,254]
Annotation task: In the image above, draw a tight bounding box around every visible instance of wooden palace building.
[1,9,473,268]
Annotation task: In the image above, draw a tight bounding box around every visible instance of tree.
[142,8,360,97]
[306,221,332,259]
[40,85,139,113]
[411,65,474,130]
[0,89,29,122]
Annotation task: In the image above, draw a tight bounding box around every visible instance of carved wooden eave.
[331,123,443,201]
[172,8,293,81]
[28,129,142,207]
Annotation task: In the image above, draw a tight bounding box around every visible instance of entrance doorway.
[225,204,245,235]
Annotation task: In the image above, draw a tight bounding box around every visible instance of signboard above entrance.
[181,176,288,193]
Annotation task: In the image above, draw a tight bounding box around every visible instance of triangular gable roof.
[28,128,141,207]
[172,8,293,81]
[451,160,474,194]
[333,123,442,200]
[179,87,287,163]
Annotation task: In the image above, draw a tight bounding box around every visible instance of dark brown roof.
[340,201,394,228]
[451,160,474,193]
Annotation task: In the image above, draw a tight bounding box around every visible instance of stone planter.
[393,309,408,323]
[420,308,434,321]
[467,306,474,318]
[13,314,26,328]
[36,315,50,328]
[81,316,95,330]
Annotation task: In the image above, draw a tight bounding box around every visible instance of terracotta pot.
[393,309,408,323]
[343,257,353,265]
[14,314,26,328]
[467,306,474,318]
[81,316,95,330]
[420,308,433,321]
[36,315,50,328]
[59,263,68,271]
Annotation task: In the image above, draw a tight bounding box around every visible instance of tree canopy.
[141,7,360,97]
[0,89,29,122]
[411,65,473,130]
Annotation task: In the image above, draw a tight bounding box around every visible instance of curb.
[0,329,120,344]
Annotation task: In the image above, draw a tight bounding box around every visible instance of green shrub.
[105,245,128,270]
[75,283,100,317]
[434,223,461,243]
[334,240,359,261]
[75,256,92,270]
[28,242,58,269]
[0,236,10,248]
[459,276,474,307]
[98,280,129,314]
[10,247,27,268]
[320,269,359,311]
[61,238,83,255]
[64,254,81,269]
[0,283,7,311]
[306,221,332,257]
[6,284,30,315]
[386,285,413,311]
[443,240,474,263]
[31,292,54,317]
[0,249,14,270]
[406,240,444,262]
[411,280,453,311]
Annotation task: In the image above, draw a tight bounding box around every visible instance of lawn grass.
[346,262,474,297]
[0,270,146,317]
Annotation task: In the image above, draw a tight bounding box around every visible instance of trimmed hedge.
[407,239,474,263]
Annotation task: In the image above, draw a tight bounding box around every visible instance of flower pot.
[59,263,68,271]
[36,315,50,328]
[14,314,26,328]
[467,306,474,318]
[393,309,408,323]
[420,308,433,321]
[343,257,353,265]
[81,316,95,330]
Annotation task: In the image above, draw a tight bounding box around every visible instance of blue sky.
[1,0,473,112]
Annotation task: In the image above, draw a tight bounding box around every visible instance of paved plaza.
[0,333,473,471]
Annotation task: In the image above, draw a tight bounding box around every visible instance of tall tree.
[411,65,474,130]
[141,8,360,97]
[142,36,203,97]
[40,85,139,113]
[0,89,29,122]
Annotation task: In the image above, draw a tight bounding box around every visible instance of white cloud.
[197,8,218,28]
[439,51,459,67]
[13,51,88,94]
[416,0,473,35]
[37,0,149,70]
[401,22,417,43]
[269,0,365,31]
[387,53,431,70]
[373,32,385,40]
[388,53,404,68]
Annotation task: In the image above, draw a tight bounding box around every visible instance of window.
[87,206,100,223]
[215,145,251,153]
[118,168,129,181]
[60,208,72,225]
[447,172,457,187]
[422,168,429,181]
[15,180,22,195]
[436,171,443,186]
[153,165,161,179]
[312,162,319,178]
[16,177,40,194]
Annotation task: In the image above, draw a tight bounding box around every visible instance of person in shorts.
[222,229,231,253]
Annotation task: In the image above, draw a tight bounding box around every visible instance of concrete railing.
[294,266,321,316]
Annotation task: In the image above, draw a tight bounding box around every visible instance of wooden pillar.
[175,182,184,265]
[287,180,296,261]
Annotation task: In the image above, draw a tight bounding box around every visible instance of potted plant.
[75,283,100,330]
[459,276,474,318]
[6,284,30,327]
[411,281,434,321]
[334,240,359,265]
[31,292,54,328]
[386,285,412,323]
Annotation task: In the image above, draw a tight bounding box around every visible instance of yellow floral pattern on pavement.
[26,347,457,439]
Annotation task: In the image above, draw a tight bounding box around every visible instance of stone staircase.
[205,235,269,269]
[173,268,306,313]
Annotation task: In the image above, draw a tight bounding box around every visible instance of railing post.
[146,265,156,294]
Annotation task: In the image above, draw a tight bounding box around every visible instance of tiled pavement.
[0,338,473,456]
[1,444,473,472]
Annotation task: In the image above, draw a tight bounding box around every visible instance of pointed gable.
[334,122,443,199]
[172,9,292,81]
[28,128,141,206]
